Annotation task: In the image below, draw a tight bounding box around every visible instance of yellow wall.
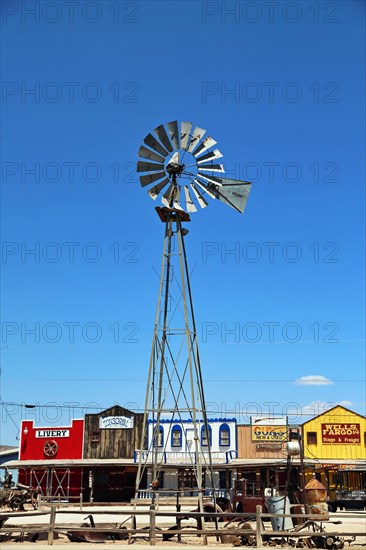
[302,406,366,460]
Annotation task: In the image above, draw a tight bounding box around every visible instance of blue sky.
[1,0,365,444]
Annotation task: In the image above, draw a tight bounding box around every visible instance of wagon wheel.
[9,495,24,511]
[31,491,38,509]
[44,440,58,457]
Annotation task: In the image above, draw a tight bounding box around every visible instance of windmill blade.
[173,186,184,211]
[161,183,175,208]
[184,185,198,213]
[197,172,223,186]
[190,182,208,209]
[154,124,173,153]
[207,178,252,214]
[167,120,180,150]
[180,122,192,150]
[140,172,166,187]
[138,145,165,163]
[187,126,206,153]
[148,178,170,199]
[194,178,216,199]
[137,161,165,173]
[143,133,169,157]
[193,136,217,157]
[197,149,223,164]
[197,163,224,173]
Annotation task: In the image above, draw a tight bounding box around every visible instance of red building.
[18,419,84,500]
[20,419,84,460]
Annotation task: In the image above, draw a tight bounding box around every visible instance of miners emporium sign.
[251,425,287,442]
[99,416,134,429]
[321,423,361,444]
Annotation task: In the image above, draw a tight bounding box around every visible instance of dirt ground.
[0,504,365,548]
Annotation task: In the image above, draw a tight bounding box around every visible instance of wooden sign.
[321,423,360,444]
[251,425,287,442]
[99,416,134,429]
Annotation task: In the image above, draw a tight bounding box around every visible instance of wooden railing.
[0,505,364,546]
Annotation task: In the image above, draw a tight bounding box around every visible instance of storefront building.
[83,405,144,501]
[301,405,366,509]
[134,418,237,496]
[16,419,84,500]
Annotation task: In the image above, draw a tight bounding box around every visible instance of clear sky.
[1,0,365,444]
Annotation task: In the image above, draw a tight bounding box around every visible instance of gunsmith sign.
[99,416,134,429]
[321,423,360,444]
[251,425,287,442]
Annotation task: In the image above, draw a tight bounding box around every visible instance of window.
[201,425,212,447]
[91,431,100,443]
[219,424,230,446]
[307,432,317,445]
[364,432,366,445]
[153,425,164,447]
[171,425,182,447]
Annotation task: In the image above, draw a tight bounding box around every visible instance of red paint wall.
[19,419,84,460]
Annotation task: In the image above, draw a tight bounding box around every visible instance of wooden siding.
[301,405,366,460]
[237,425,287,459]
[83,405,145,459]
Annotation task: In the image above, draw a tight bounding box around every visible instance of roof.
[85,405,143,419]
[302,405,366,426]
[0,446,18,457]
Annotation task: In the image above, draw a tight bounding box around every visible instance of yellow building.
[302,405,366,510]
[302,405,366,461]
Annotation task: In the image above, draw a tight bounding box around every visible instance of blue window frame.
[201,425,212,446]
[153,425,164,447]
[171,425,182,447]
[219,423,230,446]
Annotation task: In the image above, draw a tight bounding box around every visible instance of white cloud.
[300,400,353,416]
[295,375,334,386]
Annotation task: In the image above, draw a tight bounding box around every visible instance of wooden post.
[149,503,156,546]
[47,505,56,546]
[256,505,262,548]
[176,491,181,543]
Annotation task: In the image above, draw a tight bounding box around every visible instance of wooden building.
[84,405,144,460]
[301,405,366,508]
[83,405,144,502]
[234,418,295,496]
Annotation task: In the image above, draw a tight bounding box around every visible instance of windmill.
[134,121,252,510]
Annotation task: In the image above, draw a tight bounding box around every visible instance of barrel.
[266,496,293,530]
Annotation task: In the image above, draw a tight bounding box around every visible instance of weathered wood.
[83,405,144,460]
[47,505,56,546]
[149,504,156,546]
[256,504,263,547]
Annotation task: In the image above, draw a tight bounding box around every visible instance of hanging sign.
[99,416,134,429]
[321,423,360,444]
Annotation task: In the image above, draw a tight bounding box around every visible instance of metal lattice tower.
[134,121,252,506]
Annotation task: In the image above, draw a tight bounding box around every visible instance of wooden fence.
[0,505,364,546]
